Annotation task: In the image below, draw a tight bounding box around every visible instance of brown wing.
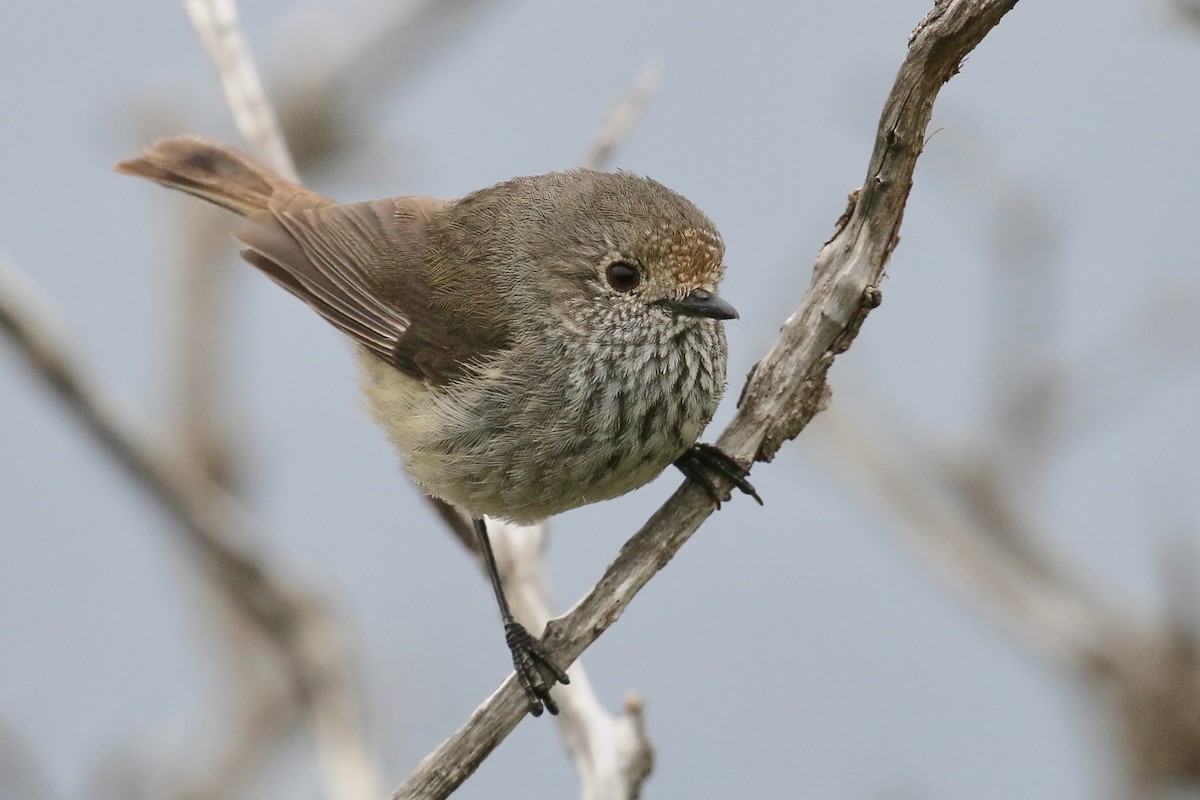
[235,191,503,383]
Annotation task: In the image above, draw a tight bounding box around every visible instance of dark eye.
[605,261,641,292]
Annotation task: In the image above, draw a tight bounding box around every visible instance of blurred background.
[2,0,1199,798]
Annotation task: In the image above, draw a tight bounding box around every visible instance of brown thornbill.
[117,137,760,715]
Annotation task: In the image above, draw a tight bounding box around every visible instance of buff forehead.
[640,221,725,288]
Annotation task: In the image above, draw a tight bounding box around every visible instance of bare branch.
[582,62,661,171]
[393,1,1021,796]
[183,0,298,180]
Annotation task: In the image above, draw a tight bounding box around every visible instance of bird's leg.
[473,517,570,716]
[673,443,763,508]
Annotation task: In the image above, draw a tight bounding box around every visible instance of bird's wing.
[234,191,506,383]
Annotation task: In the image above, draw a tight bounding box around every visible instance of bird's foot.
[674,443,762,508]
[505,621,570,716]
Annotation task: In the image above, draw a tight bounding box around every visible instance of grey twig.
[393,1,1021,796]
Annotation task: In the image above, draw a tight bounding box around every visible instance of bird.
[117,136,759,715]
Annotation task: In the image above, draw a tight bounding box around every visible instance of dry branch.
[394,1,1021,796]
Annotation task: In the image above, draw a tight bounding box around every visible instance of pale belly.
[357,322,726,523]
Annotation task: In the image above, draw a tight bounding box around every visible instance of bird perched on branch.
[117,137,759,715]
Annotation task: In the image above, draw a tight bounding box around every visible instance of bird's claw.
[505,621,570,716]
[674,443,763,508]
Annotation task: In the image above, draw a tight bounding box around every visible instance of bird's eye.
[605,261,641,293]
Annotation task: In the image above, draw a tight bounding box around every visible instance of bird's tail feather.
[115,136,290,217]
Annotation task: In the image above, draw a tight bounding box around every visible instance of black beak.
[658,289,739,320]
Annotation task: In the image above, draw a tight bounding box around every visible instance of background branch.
[815,403,1127,665]
[0,253,374,800]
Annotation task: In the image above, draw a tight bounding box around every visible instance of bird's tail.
[115,136,293,217]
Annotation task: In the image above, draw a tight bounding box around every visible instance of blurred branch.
[1161,535,1200,653]
[170,205,244,491]
[394,1,1021,796]
[922,121,1200,490]
[814,261,1200,794]
[1168,0,1200,33]
[0,251,375,800]
[995,282,1200,467]
[151,4,386,800]
[176,672,299,800]
[981,186,1062,477]
[582,62,661,171]
[172,18,292,794]
[149,60,315,800]
[272,0,508,171]
[163,210,264,800]
[822,139,1200,797]
[183,0,298,180]
[817,404,1126,665]
[0,718,49,800]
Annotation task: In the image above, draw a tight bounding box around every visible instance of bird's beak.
[657,289,739,320]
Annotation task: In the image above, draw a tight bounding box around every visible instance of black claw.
[673,443,763,507]
[505,621,569,716]
[676,457,724,507]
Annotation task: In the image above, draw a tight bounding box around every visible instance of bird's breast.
[360,321,727,524]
